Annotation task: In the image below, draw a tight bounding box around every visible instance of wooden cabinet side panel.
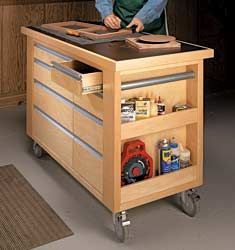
[1,4,44,95]
[103,71,122,212]
[26,38,34,137]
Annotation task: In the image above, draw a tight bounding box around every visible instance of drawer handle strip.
[74,136,103,161]
[121,71,195,91]
[34,80,103,126]
[35,106,74,140]
[34,106,103,160]
[35,44,73,61]
[52,61,82,81]
[34,58,52,70]
[35,80,74,109]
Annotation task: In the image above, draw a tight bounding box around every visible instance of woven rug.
[0,165,73,250]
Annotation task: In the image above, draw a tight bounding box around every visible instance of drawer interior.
[62,61,101,75]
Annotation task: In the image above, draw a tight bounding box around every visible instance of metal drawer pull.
[34,80,103,126]
[34,106,103,160]
[34,58,52,70]
[52,61,83,81]
[35,44,72,61]
[35,106,74,140]
[121,71,195,91]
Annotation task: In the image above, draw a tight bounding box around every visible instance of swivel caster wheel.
[33,142,44,158]
[113,211,130,242]
[180,189,200,217]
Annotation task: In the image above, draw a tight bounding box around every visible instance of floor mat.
[0,165,73,250]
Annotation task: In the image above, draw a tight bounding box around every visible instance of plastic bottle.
[171,138,180,171]
[157,96,166,115]
[179,144,191,168]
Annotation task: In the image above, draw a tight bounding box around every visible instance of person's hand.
[127,17,144,33]
[104,14,121,30]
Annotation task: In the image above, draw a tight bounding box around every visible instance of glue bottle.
[157,96,165,115]
[171,137,180,171]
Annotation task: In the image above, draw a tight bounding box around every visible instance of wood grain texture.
[34,82,73,132]
[73,141,103,194]
[121,167,195,208]
[2,4,44,95]
[121,108,198,140]
[26,38,34,136]
[174,0,198,42]
[0,0,92,6]
[103,71,122,212]
[0,6,2,94]
[33,108,73,169]
[0,93,25,108]
[45,1,99,24]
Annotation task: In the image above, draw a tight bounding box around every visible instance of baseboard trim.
[0,93,26,108]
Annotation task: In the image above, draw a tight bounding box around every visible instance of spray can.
[170,138,180,171]
[158,139,171,174]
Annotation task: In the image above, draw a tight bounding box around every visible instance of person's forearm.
[135,0,168,24]
[95,0,113,20]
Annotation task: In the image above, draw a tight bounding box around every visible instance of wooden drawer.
[34,81,73,132]
[51,60,102,96]
[34,44,72,66]
[73,137,103,194]
[33,107,73,169]
[74,106,103,154]
[34,59,73,101]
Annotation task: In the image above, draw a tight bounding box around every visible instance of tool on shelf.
[121,140,153,186]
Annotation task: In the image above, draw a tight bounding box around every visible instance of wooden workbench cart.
[22,23,213,242]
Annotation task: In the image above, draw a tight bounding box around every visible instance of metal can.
[172,104,192,112]
[158,139,172,174]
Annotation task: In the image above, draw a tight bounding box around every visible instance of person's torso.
[113,0,166,34]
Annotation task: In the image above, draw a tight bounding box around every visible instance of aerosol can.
[158,139,171,175]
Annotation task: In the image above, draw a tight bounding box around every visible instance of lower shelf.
[121,166,199,210]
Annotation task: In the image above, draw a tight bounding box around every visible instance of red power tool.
[121,140,153,186]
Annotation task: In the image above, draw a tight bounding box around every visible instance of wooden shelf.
[121,166,196,210]
[121,108,198,140]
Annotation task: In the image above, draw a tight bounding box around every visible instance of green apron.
[113,0,166,34]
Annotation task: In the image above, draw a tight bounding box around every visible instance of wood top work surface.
[0,0,89,6]
[23,26,214,65]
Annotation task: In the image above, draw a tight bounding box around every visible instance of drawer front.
[34,81,73,132]
[51,61,103,95]
[74,105,103,154]
[34,59,73,101]
[73,137,103,194]
[33,59,104,119]
[34,44,72,66]
[33,107,73,169]
[74,94,103,120]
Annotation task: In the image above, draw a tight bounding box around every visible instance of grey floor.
[0,91,235,250]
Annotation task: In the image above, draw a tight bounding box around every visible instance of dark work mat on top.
[0,165,73,250]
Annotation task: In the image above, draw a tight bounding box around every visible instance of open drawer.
[51,60,103,95]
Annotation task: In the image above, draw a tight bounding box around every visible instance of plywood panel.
[166,0,176,36]
[175,0,198,42]
[2,4,44,95]
[0,6,2,94]
[45,1,100,24]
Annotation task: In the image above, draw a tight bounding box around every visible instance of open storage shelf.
[121,108,198,140]
[120,166,196,210]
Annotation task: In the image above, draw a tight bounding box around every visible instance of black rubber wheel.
[33,142,44,158]
[113,213,130,242]
[180,190,200,217]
